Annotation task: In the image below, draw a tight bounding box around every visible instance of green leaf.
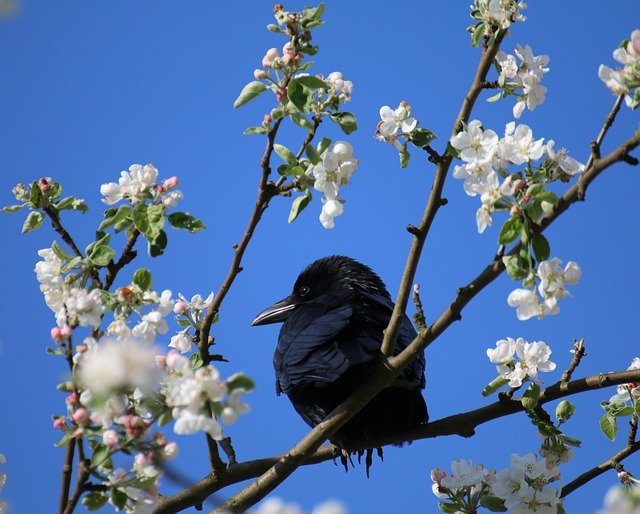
[446,142,461,159]
[89,245,115,266]
[133,203,164,241]
[290,112,314,130]
[288,191,312,223]
[273,144,298,165]
[482,375,509,397]
[91,443,111,468]
[438,501,462,513]
[521,382,540,410]
[52,240,74,262]
[22,211,44,233]
[498,216,522,245]
[227,372,256,392]
[486,92,502,103]
[148,229,167,257]
[0,204,25,213]
[305,144,321,165]
[132,268,152,291]
[158,409,174,426]
[167,212,206,233]
[287,79,312,113]
[599,413,617,441]
[189,353,203,369]
[531,233,550,262]
[86,232,110,256]
[399,146,410,168]
[266,23,283,33]
[410,128,437,149]
[233,81,269,109]
[295,75,329,90]
[480,495,508,512]
[54,432,75,448]
[99,205,132,231]
[110,487,128,510]
[555,400,576,424]
[329,111,357,135]
[55,196,88,213]
[502,255,528,280]
[27,180,43,208]
[471,22,485,47]
[243,126,269,135]
[82,492,108,511]
[561,434,582,447]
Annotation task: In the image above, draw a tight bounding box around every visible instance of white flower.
[100,164,158,205]
[78,337,161,397]
[597,485,640,514]
[319,198,344,229]
[511,484,560,514]
[221,388,251,425]
[514,340,556,383]
[546,140,584,175]
[58,287,104,328]
[496,50,518,79]
[505,123,545,164]
[508,288,541,321]
[102,429,119,448]
[107,318,131,341]
[609,357,640,404]
[377,102,418,143]
[177,292,214,311]
[476,204,493,234]
[326,71,353,96]
[161,189,183,208]
[169,331,192,353]
[450,119,498,164]
[537,258,581,303]
[493,467,527,507]
[452,161,494,197]
[515,45,549,80]
[598,64,628,95]
[510,452,555,481]
[440,459,486,491]
[132,310,169,344]
[487,337,517,364]
[173,408,223,439]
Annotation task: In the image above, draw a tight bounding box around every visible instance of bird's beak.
[251,295,296,326]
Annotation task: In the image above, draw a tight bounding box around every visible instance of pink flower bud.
[261,48,280,68]
[282,52,296,65]
[513,179,526,190]
[263,114,272,125]
[254,69,268,80]
[510,205,521,216]
[173,300,188,314]
[155,355,167,369]
[76,344,88,354]
[50,327,64,341]
[124,414,148,438]
[72,408,89,425]
[53,419,66,430]
[65,392,78,404]
[430,468,447,485]
[102,429,119,448]
[163,176,179,191]
[523,193,531,203]
[60,325,72,338]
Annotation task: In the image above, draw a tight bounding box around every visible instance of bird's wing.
[355,288,426,388]
[274,291,354,395]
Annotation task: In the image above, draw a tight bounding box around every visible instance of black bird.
[252,255,428,458]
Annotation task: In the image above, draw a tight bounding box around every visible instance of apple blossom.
[546,140,585,175]
[599,29,640,108]
[57,287,104,328]
[177,292,214,311]
[261,47,280,68]
[100,163,159,205]
[169,331,192,353]
[609,357,640,404]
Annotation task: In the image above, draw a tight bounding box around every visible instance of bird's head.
[251,255,390,326]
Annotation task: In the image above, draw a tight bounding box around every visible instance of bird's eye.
[299,286,310,297]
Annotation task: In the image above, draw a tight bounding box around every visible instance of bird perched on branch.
[252,255,428,470]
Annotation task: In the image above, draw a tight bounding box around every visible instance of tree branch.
[560,441,640,498]
[58,438,76,514]
[153,368,640,514]
[103,228,140,291]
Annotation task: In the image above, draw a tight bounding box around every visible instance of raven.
[252,255,428,455]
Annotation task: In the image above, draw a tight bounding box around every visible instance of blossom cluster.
[253,497,347,514]
[599,29,640,109]
[486,337,556,387]
[472,0,526,31]
[100,163,183,208]
[495,44,550,118]
[431,453,562,514]
[597,483,640,514]
[374,101,418,151]
[307,141,359,229]
[508,258,581,320]
[450,119,584,234]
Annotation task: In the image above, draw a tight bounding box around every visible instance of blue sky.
[0,1,639,513]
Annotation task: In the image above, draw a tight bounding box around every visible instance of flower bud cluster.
[100,163,183,208]
[486,337,556,387]
[599,29,640,109]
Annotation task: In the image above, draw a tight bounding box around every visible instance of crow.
[252,255,427,466]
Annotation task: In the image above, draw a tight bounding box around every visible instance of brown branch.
[560,441,640,498]
[578,94,625,200]
[62,458,90,514]
[560,339,586,388]
[43,206,84,258]
[153,369,640,514]
[58,438,76,514]
[103,228,140,291]
[379,29,507,358]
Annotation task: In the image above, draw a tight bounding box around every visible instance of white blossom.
[100,163,159,205]
[440,459,487,491]
[169,331,192,353]
[326,71,353,96]
[58,287,104,328]
[34,248,67,316]
[493,467,527,507]
[599,29,640,109]
[177,292,214,311]
[375,102,418,150]
[537,258,581,310]
[609,357,640,404]
[546,140,585,175]
[78,337,161,397]
[450,119,498,164]
[220,388,251,424]
[488,338,556,388]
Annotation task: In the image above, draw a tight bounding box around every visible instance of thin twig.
[220,437,238,467]
[63,459,91,514]
[104,228,140,291]
[43,206,84,258]
[560,339,586,388]
[411,284,427,331]
[58,438,76,514]
[153,368,640,514]
[560,441,640,498]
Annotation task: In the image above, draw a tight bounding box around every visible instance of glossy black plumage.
[252,255,428,450]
